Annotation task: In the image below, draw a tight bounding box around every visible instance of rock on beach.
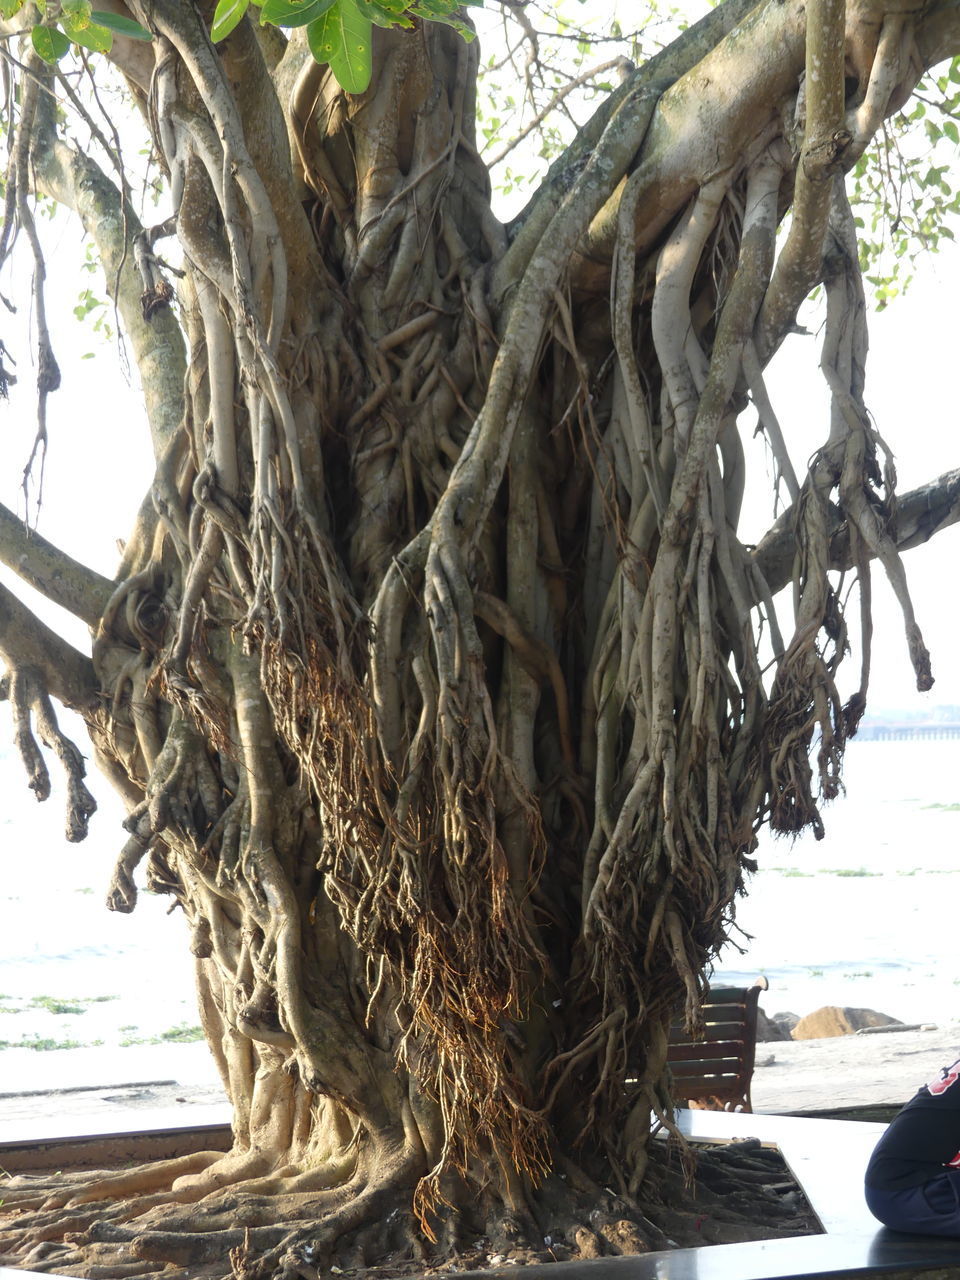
[750,1011,960,1113]
[790,1006,903,1039]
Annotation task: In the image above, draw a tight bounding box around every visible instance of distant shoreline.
[855,723,960,740]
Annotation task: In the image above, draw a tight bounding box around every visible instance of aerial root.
[40,1151,224,1210]
[244,1155,422,1280]
[14,1240,86,1273]
[0,1167,101,1211]
[0,1142,425,1280]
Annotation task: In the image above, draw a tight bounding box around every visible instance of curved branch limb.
[28,98,187,458]
[0,502,114,626]
[651,179,728,450]
[664,154,781,537]
[754,0,850,361]
[611,186,664,520]
[496,0,759,301]
[0,580,98,711]
[748,470,960,595]
[844,15,910,162]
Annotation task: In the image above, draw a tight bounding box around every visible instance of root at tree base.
[0,1137,819,1278]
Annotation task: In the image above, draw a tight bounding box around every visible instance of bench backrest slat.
[665,978,767,1113]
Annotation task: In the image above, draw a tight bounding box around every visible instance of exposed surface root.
[0,1138,818,1279]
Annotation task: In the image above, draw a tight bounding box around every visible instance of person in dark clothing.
[865,1056,960,1236]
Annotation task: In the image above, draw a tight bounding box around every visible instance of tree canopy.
[1,0,959,1276]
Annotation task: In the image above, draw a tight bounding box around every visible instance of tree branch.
[493,0,759,304]
[754,0,847,360]
[0,502,114,627]
[751,468,960,595]
[0,580,99,712]
[29,94,186,460]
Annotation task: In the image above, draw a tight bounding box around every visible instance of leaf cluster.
[211,0,479,94]
[0,0,151,62]
[851,55,960,307]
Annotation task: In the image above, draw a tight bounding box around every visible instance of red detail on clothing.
[949,1151,960,1168]
[928,1060,960,1096]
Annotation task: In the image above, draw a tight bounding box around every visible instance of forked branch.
[752,467,960,595]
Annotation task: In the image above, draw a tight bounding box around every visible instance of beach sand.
[750,1015,960,1112]
[1,1015,958,1142]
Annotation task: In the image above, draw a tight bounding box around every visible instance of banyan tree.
[0,0,958,1273]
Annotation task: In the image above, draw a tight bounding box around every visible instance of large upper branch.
[0,580,99,711]
[492,0,760,304]
[752,468,960,594]
[500,0,960,307]
[0,503,114,627]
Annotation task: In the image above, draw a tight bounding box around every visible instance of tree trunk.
[0,0,959,1275]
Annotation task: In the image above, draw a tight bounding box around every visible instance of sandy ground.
[0,1016,958,1143]
[750,1016,960,1112]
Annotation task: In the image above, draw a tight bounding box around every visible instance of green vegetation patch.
[0,995,120,1016]
[30,995,118,1015]
[120,1024,204,1047]
[159,1024,204,1043]
[0,1034,103,1051]
[817,867,880,877]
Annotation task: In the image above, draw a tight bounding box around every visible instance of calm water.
[0,736,957,1073]
[714,737,960,1023]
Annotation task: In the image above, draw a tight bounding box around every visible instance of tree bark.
[0,0,958,1274]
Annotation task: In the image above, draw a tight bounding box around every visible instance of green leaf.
[89,10,153,39]
[30,25,71,62]
[944,121,959,146]
[408,6,473,36]
[61,0,91,23]
[261,0,333,26]
[307,0,371,93]
[0,0,24,17]
[210,0,249,41]
[65,20,113,51]
[352,0,408,28]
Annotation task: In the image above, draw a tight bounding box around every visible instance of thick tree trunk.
[1,0,959,1275]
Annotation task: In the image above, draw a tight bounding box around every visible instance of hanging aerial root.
[0,664,96,840]
[244,511,553,1210]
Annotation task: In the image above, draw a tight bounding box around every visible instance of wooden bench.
[667,976,768,1112]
